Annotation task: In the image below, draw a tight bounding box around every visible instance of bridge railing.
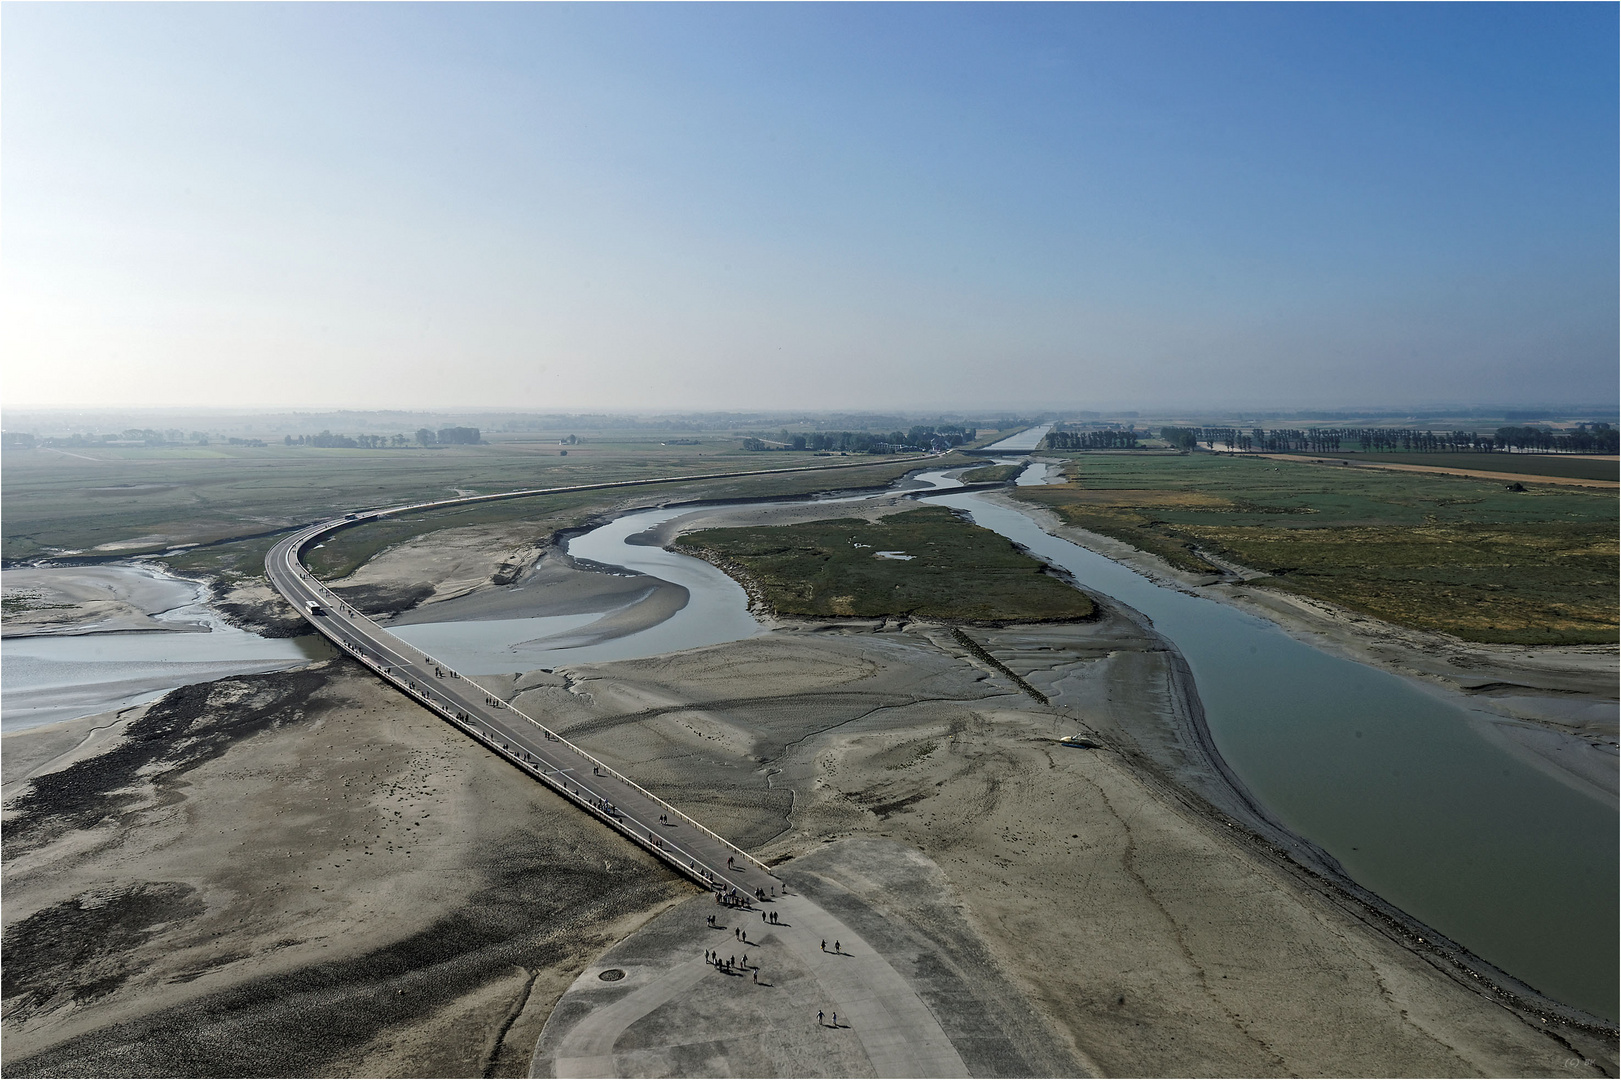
[275,530,775,880]
[272,445,966,877]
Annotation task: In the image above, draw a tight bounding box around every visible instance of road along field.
[1262,450,1619,484]
[1253,451,1619,487]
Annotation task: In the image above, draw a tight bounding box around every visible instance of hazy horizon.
[4,4,1616,412]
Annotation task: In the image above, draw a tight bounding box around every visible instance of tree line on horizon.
[284,426,482,449]
[741,424,980,454]
[1044,428,1142,450]
[1156,425,1617,455]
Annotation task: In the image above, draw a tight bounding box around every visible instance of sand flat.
[6,488,1615,1076]
[2,564,208,637]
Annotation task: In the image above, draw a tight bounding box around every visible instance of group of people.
[704,949,760,984]
[698,901,852,1030]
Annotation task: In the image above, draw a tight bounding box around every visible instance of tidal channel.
[10,452,1614,1020]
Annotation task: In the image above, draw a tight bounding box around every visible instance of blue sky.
[3,3,1615,411]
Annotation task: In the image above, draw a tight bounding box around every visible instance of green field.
[675,506,1096,623]
[1016,453,1618,644]
[1281,452,1618,482]
[960,463,1023,484]
[1,434,950,568]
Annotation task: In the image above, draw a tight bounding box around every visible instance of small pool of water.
[1014,460,1060,486]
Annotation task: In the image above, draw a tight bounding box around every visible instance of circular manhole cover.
[598,968,625,982]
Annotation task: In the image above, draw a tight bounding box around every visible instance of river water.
[922,488,1617,1022]
[388,472,965,671]
[8,451,1614,1019]
[392,505,765,671]
[2,568,318,732]
[391,462,1616,1018]
[983,424,1052,452]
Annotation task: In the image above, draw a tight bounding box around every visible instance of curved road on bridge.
[265,458,937,898]
[263,451,1032,1075]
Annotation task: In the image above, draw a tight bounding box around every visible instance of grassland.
[1016,453,1618,645]
[1279,451,1618,482]
[2,433,950,569]
[960,463,1024,483]
[675,505,1095,623]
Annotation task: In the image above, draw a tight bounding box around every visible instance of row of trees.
[741,424,978,454]
[1494,424,1616,454]
[4,428,212,448]
[1046,428,1142,450]
[284,426,482,449]
[1161,425,1618,455]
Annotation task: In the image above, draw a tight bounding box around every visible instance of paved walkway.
[536,890,968,1078]
[772,893,968,1077]
[551,959,714,1078]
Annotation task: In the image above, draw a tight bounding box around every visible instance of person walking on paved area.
[741,954,747,968]
[818,1010,824,1026]
[832,1012,837,1027]
[834,940,841,954]
[821,939,826,952]
[753,969,758,984]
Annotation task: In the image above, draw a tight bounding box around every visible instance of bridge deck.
[267,516,780,900]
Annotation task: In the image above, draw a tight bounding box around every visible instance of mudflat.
[5,485,1615,1076]
[1,565,207,637]
[515,618,1613,1075]
[2,662,689,1077]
